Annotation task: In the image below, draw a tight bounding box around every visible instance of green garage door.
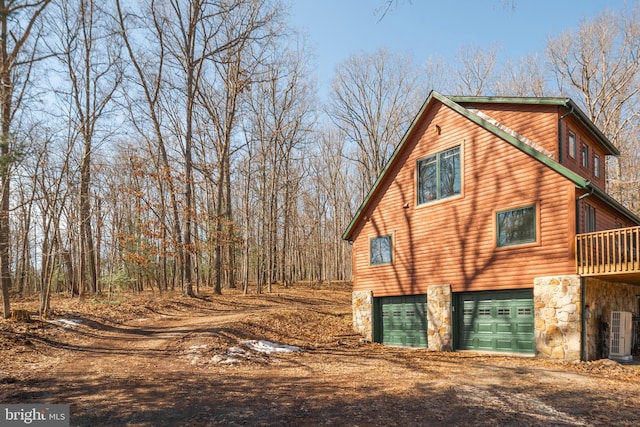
[375,295,428,348]
[457,290,534,354]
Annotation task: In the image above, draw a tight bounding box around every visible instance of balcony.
[576,226,640,285]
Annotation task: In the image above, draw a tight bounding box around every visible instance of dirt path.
[2,286,640,426]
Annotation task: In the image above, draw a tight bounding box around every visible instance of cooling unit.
[609,311,633,361]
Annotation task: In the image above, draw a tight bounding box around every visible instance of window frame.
[568,131,576,159]
[495,204,539,248]
[416,145,462,206]
[585,204,596,233]
[369,234,393,266]
[581,143,589,169]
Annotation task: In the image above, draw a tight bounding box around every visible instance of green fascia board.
[589,185,640,225]
[449,95,619,156]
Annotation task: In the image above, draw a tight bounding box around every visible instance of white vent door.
[610,311,633,357]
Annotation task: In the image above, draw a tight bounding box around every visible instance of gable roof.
[342,91,638,241]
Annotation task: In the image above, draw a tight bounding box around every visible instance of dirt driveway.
[1,283,639,426]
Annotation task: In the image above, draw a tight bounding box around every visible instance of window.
[585,204,596,232]
[594,155,600,178]
[370,235,392,265]
[497,205,536,247]
[581,144,589,169]
[417,146,461,204]
[568,132,576,159]
[518,308,532,316]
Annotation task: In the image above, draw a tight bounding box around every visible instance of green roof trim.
[342,91,633,242]
[590,185,640,224]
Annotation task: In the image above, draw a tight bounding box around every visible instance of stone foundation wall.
[427,284,452,351]
[584,278,639,360]
[533,275,582,362]
[352,290,373,342]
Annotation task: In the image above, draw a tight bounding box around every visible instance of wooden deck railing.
[576,226,640,275]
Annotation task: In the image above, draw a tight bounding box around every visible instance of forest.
[1,0,640,318]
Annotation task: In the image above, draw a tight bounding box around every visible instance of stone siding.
[352,290,373,342]
[533,275,582,362]
[427,284,452,351]
[584,278,639,360]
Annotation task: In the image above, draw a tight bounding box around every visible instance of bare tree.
[453,44,500,96]
[0,0,51,318]
[244,36,315,292]
[48,0,123,294]
[547,7,640,213]
[194,0,282,294]
[327,47,426,201]
[116,0,184,291]
[495,54,548,97]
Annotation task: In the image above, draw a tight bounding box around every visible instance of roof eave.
[588,185,640,225]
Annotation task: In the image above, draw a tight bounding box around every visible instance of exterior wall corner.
[352,290,373,342]
[427,284,452,351]
[533,275,582,362]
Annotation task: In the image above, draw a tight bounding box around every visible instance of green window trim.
[370,235,392,265]
[497,205,537,247]
[417,146,461,205]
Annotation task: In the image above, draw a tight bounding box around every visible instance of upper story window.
[581,143,589,169]
[370,235,392,265]
[594,155,601,178]
[496,205,536,247]
[568,132,576,159]
[585,204,596,232]
[417,146,461,205]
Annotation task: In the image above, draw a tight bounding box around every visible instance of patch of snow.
[241,340,300,354]
[189,344,208,351]
[50,318,83,327]
[211,354,241,364]
[227,347,248,355]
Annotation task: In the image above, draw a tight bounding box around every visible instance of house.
[343,91,640,361]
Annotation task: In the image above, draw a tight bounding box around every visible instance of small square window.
[594,155,600,178]
[581,144,589,169]
[568,132,576,159]
[370,235,392,265]
[497,205,536,247]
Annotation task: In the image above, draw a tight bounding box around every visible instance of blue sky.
[288,0,633,98]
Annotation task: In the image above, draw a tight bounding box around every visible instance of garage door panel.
[376,295,428,348]
[457,290,534,354]
[496,323,513,333]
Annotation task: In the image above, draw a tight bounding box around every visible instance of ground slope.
[1,283,639,426]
